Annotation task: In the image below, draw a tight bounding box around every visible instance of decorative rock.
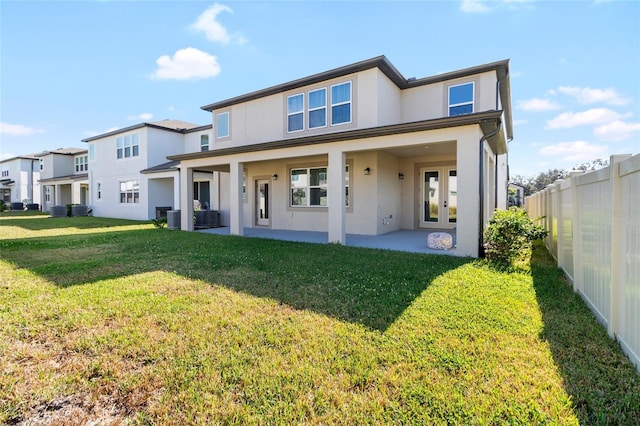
[427,232,453,250]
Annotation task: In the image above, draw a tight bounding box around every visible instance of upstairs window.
[308,88,327,129]
[449,82,474,116]
[75,155,88,172]
[200,134,209,152]
[88,144,95,161]
[116,133,139,159]
[287,94,304,133]
[216,112,229,139]
[96,182,102,200]
[39,158,44,170]
[331,82,352,125]
[1,169,8,177]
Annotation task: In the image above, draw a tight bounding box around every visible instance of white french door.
[419,167,457,229]
[256,179,270,226]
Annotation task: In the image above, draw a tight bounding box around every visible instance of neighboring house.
[508,183,525,207]
[168,56,513,257]
[0,154,41,207]
[38,148,90,213]
[82,120,213,221]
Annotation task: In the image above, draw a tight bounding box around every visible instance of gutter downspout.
[30,159,36,205]
[478,121,502,257]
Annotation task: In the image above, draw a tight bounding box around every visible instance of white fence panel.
[524,153,639,372]
[616,155,640,369]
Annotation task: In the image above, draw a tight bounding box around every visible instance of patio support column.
[54,184,61,206]
[180,166,194,231]
[173,172,180,210]
[456,130,481,257]
[328,150,345,244]
[230,161,244,236]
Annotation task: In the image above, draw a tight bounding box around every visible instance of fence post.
[609,154,632,338]
[569,171,583,294]
[554,179,565,266]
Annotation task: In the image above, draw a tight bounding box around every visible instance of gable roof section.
[82,120,206,142]
[140,160,180,174]
[200,55,512,140]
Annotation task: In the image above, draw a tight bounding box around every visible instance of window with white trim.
[116,133,139,159]
[45,186,51,202]
[216,112,229,139]
[200,134,209,152]
[289,165,350,207]
[96,182,102,200]
[1,169,8,178]
[39,158,44,170]
[308,88,327,129]
[331,81,352,125]
[119,180,139,204]
[75,155,88,172]
[287,93,304,133]
[88,144,95,161]
[448,82,474,116]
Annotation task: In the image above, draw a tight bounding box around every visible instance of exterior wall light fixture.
[398,172,404,180]
[272,174,278,180]
[364,167,371,175]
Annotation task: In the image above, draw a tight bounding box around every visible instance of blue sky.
[1,0,638,177]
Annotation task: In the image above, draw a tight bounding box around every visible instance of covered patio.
[198,227,458,255]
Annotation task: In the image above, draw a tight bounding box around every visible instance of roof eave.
[169,111,504,162]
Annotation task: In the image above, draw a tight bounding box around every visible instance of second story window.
[308,88,327,129]
[1,169,8,177]
[331,82,351,125]
[88,144,95,161]
[216,112,229,139]
[116,133,139,159]
[200,135,209,152]
[39,158,44,170]
[449,82,474,116]
[287,94,304,133]
[75,155,88,172]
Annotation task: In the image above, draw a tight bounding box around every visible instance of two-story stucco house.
[82,120,213,220]
[38,148,90,213]
[168,56,513,257]
[0,154,41,208]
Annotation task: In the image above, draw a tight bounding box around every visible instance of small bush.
[483,207,547,264]
[152,216,167,228]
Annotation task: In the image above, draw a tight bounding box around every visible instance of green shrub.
[152,216,167,228]
[483,207,547,264]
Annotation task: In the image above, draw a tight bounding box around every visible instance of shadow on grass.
[0,213,144,232]
[530,241,640,425]
[0,225,470,331]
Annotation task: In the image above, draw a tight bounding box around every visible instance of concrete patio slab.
[198,227,458,255]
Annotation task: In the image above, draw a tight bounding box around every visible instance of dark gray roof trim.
[201,56,510,114]
[140,160,180,174]
[82,122,208,142]
[39,173,88,183]
[169,110,505,162]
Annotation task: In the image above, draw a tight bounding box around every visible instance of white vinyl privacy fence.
[525,154,640,372]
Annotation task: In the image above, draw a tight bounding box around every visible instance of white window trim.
[330,81,352,126]
[118,179,140,204]
[88,144,95,161]
[448,81,475,116]
[200,134,209,152]
[287,93,305,133]
[308,88,327,130]
[116,133,139,159]
[216,112,230,139]
[96,182,102,201]
[288,163,351,208]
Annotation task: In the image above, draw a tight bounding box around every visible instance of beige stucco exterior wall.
[455,127,484,257]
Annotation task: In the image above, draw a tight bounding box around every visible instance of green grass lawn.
[1,213,638,425]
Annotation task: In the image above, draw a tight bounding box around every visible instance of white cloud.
[517,98,561,111]
[460,0,533,13]
[150,47,221,81]
[0,122,44,136]
[191,3,247,45]
[460,0,490,13]
[538,141,609,162]
[512,119,528,126]
[546,108,629,129]
[127,113,154,121]
[558,86,631,106]
[594,120,640,141]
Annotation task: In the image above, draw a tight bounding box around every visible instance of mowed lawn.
[1,213,638,425]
